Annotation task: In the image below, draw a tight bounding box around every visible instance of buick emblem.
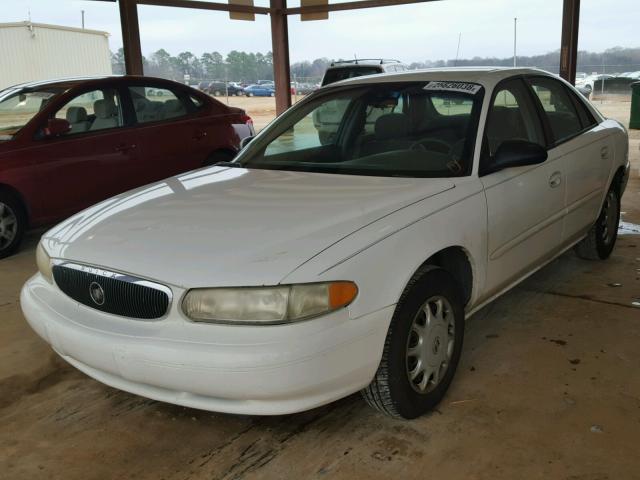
[89,281,106,306]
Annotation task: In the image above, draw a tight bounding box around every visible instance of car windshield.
[322,66,382,86]
[0,87,61,140]
[236,81,484,178]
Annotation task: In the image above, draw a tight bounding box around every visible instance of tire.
[361,266,465,419]
[0,189,27,259]
[214,90,221,97]
[247,92,254,97]
[574,185,620,260]
[203,150,235,167]
[270,92,275,97]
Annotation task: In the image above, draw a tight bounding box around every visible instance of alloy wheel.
[406,295,456,393]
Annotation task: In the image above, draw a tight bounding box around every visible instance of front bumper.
[21,274,392,415]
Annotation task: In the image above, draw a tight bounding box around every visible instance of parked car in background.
[23,68,630,419]
[321,59,407,86]
[244,84,275,97]
[205,81,244,97]
[314,59,407,142]
[0,75,254,258]
[575,74,615,93]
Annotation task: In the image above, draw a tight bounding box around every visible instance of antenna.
[455,32,462,66]
[28,8,32,22]
[81,10,85,29]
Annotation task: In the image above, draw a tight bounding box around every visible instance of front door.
[480,78,566,297]
[30,87,140,221]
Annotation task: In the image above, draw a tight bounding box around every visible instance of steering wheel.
[410,138,453,155]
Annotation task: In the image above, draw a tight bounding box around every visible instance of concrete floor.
[1,104,639,479]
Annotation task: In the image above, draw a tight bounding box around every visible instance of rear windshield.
[322,67,383,86]
[236,81,484,178]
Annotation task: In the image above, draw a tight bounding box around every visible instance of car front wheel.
[575,185,620,260]
[362,266,465,419]
[0,190,26,259]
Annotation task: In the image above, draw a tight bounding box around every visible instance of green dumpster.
[631,81,640,130]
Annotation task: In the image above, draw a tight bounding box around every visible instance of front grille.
[52,263,171,320]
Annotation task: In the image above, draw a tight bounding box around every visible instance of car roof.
[3,75,186,91]
[324,67,556,88]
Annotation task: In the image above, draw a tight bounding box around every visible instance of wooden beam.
[270,0,292,114]
[559,0,580,85]
[286,0,439,15]
[137,0,270,15]
[119,0,144,75]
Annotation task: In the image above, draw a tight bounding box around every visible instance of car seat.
[91,99,119,130]
[65,106,89,133]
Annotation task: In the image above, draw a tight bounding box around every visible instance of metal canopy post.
[119,0,144,75]
[270,0,292,114]
[559,0,580,85]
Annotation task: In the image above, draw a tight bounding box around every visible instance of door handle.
[114,143,136,153]
[193,130,208,140]
[600,146,609,159]
[549,171,562,188]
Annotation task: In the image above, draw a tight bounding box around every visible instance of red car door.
[125,84,203,183]
[28,86,141,221]
[124,82,239,183]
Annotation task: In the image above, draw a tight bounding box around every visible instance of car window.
[55,88,123,135]
[128,86,189,124]
[430,95,474,116]
[565,86,597,129]
[0,88,61,140]
[484,79,545,159]
[527,77,583,144]
[240,82,484,178]
[321,67,383,86]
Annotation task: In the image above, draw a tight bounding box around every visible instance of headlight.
[182,281,358,324]
[36,241,53,284]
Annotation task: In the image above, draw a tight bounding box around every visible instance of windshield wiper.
[214,161,243,168]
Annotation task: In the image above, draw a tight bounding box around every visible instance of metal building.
[0,21,112,90]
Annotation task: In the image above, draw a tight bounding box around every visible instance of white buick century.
[22,68,630,419]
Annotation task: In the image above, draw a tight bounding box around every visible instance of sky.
[3,0,639,63]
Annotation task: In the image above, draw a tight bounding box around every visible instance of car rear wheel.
[0,190,26,259]
[361,266,465,419]
[247,92,254,97]
[575,185,620,260]
[214,90,221,97]
[270,92,275,97]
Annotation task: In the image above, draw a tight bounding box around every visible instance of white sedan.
[22,68,630,419]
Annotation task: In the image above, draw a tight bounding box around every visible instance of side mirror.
[489,140,547,173]
[240,135,254,149]
[43,118,71,137]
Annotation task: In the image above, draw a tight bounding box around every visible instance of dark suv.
[314,59,406,143]
[320,59,406,86]
[205,81,244,97]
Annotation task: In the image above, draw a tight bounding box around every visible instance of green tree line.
[112,46,640,83]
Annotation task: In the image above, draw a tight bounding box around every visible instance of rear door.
[125,82,212,183]
[480,78,565,297]
[526,76,610,244]
[28,86,140,220]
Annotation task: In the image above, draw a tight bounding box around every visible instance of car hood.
[43,166,454,288]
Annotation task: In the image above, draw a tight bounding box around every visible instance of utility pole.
[81,10,85,29]
[455,32,462,66]
[513,17,517,67]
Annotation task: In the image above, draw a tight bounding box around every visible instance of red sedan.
[0,76,254,258]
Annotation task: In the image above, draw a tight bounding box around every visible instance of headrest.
[94,99,117,119]
[374,113,410,140]
[134,98,148,112]
[163,99,184,113]
[66,106,87,123]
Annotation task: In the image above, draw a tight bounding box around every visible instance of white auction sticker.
[423,81,482,94]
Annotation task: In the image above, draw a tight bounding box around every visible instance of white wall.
[0,22,112,90]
